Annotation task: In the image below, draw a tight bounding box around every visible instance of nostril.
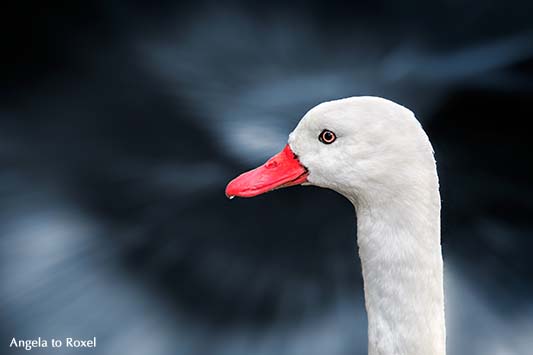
[265,160,278,169]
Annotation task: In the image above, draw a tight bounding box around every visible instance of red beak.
[225,144,308,198]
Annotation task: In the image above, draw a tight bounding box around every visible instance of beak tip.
[224,181,235,200]
[225,182,239,199]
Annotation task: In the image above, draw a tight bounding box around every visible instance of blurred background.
[1,1,532,354]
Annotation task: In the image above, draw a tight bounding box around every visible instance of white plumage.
[227,96,446,355]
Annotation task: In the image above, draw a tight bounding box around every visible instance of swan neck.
[354,191,445,355]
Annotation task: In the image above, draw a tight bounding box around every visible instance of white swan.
[225,96,445,355]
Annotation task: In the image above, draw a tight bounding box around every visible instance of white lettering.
[9,337,48,351]
[65,337,96,348]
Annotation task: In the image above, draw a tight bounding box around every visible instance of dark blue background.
[1,1,532,354]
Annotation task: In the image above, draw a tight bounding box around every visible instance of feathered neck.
[348,170,446,355]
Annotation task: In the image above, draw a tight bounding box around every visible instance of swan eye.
[319,129,336,144]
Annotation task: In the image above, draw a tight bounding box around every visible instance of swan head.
[226,96,435,203]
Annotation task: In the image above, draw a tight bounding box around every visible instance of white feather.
[289,96,445,355]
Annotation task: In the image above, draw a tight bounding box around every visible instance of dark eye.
[319,129,336,144]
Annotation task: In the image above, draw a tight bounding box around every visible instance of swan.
[225,96,445,355]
